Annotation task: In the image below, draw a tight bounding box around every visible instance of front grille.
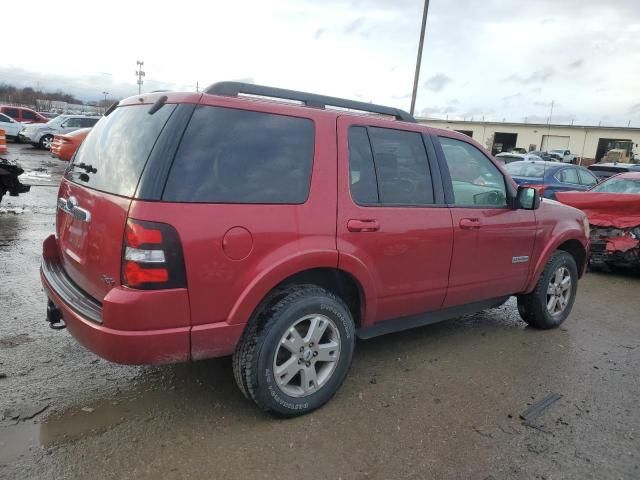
[42,258,103,324]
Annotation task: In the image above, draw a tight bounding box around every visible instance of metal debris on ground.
[520,393,563,422]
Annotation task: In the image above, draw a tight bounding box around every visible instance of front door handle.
[347,219,380,232]
[459,218,482,229]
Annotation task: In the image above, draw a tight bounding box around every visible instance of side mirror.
[516,186,540,210]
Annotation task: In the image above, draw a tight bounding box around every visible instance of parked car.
[588,162,640,181]
[508,147,527,154]
[0,105,48,124]
[495,152,543,165]
[529,150,559,162]
[41,82,589,417]
[556,173,640,270]
[549,149,577,164]
[505,160,598,199]
[0,113,25,141]
[39,112,59,120]
[19,115,100,149]
[50,128,91,161]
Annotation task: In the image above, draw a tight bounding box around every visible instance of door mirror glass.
[516,186,540,210]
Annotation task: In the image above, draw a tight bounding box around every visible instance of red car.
[0,105,48,124]
[41,82,589,416]
[557,172,640,270]
[50,128,91,161]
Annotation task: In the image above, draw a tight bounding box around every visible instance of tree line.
[0,83,82,108]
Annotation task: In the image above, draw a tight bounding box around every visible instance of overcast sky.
[3,0,640,126]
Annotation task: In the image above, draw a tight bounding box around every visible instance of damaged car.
[0,157,31,204]
[556,172,640,270]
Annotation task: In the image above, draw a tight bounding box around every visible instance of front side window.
[22,110,35,120]
[81,118,99,128]
[439,137,507,207]
[163,106,314,204]
[558,167,580,184]
[3,108,18,119]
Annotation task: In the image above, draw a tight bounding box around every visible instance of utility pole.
[136,60,145,95]
[546,100,554,148]
[409,0,430,116]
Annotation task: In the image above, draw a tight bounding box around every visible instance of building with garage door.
[418,119,640,163]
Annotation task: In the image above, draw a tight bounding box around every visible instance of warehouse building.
[418,119,640,163]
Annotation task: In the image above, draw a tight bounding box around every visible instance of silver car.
[19,115,100,149]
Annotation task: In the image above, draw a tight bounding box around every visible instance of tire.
[39,135,53,150]
[517,251,578,329]
[232,285,356,417]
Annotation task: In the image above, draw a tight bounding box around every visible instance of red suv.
[0,105,48,124]
[41,82,589,416]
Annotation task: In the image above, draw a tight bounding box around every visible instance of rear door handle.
[459,218,482,229]
[347,219,380,232]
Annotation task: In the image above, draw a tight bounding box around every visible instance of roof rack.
[205,81,416,123]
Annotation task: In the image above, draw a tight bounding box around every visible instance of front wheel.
[39,135,53,150]
[233,285,355,417]
[517,251,578,329]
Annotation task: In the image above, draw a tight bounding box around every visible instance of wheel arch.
[227,253,373,330]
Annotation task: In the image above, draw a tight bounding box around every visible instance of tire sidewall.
[538,252,578,327]
[253,293,355,416]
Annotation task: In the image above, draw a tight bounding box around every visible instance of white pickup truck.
[548,149,578,164]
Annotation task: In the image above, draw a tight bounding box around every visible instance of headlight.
[583,218,590,238]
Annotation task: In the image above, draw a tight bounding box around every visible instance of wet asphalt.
[0,144,638,480]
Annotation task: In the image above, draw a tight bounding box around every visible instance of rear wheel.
[517,251,578,329]
[39,135,53,150]
[233,285,355,417]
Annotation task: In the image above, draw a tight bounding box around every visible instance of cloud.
[448,98,459,105]
[629,104,640,114]
[506,68,555,84]
[314,28,325,39]
[423,73,453,92]
[533,100,557,107]
[344,17,365,34]
[502,93,522,102]
[569,58,584,69]
[529,87,542,95]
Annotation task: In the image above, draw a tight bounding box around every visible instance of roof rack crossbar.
[205,81,416,123]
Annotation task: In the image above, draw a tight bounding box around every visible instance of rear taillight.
[121,219,186,290]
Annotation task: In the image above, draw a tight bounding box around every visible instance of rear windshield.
[592,177,640,194]
[162,105,314,204]
[65,104,176,196]
[505,162,545,178]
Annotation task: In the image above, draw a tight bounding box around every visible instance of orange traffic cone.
[0,129,7,155]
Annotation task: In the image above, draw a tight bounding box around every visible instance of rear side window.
[81,118,99,128]
[578,169,598,187]
[66,104,176,196]
[3,108,18,118]
[348,127,379,204]
[163,106,314,204]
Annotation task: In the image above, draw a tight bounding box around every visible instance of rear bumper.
[40,235,190,365]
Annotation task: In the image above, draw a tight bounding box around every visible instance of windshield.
[592,177,640,194]
[46,116,67,126]
[505,162,546,178]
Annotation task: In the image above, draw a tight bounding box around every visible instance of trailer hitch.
[46,300,66,330]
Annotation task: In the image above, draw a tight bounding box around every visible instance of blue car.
[504,160,599,200]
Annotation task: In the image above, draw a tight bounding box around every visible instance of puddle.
[0,394,162,464]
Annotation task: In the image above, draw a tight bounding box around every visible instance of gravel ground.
[1,144,638,480]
